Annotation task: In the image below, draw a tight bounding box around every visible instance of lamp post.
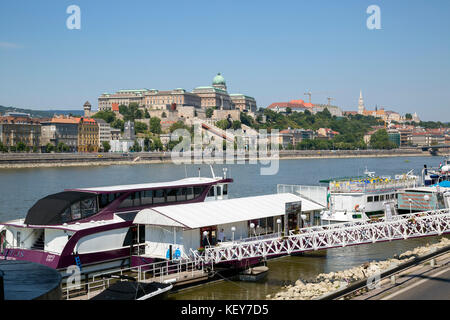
[424,194,431,211]
[276,218,282,236]
[231,226,236,243]
[250,223,255,238]
[408,198,413,214]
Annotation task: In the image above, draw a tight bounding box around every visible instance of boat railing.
[329,179,418,193]
[63,258,203,300]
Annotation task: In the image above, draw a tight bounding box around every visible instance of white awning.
[133,193,324,229]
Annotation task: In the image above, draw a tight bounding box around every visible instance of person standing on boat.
[218,229,225,242]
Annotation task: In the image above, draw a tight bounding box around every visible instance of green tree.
[93,110,116,123]
[16,142,27,152]
[405,113,413,120]
[56,142,70,153]
[169,121,190,133]
[161,112,167,118]
[102,141,111,152]
[45,143,55,153]
[215,119,229,130]
[130,141,142,152]
[135,121,148,134]
[149,117,162,134]
[144,110,151,119]
[369,129,397,149]
[206,108,214,118]
[111,119,124,131]
[232,120,242,130]
[151,137,163,151]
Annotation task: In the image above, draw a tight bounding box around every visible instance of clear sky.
[0,0,449,121]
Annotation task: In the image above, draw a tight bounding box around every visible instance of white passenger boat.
[319,169,419,224]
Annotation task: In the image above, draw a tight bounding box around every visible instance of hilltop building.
[266,99,342,116]
[98,73,257,117]
[355,91,420,123]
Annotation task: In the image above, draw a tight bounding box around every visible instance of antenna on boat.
[209,164,216,179]
[198,167,201,178]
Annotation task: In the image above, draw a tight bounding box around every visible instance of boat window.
[223,184,228,195]
[166,189,177,202]
[71,202,81,220]
[194,186,204,198]
[177,188,187,202]
[207,186,215,197]
[61,207,72,223]
[367,196,373,202]
[186,187,194,200]
[153,189,165,204]
[217,186,223,196]
[141,190,153,205]
[16,231,21,247]
[99,193,123,209]
[374,196,380,202]
[380,195,385,201]
[80,198,97,218]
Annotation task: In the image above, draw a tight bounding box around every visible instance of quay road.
[0,149,430,167]
[350,251,450,300]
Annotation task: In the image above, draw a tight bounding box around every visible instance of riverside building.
[40,116,79,152]
[0,114,41,149]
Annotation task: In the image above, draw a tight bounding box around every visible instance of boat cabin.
[131,193,324,261]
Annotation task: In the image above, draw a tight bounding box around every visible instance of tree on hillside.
[150,117,161,134]
[135,121,148,134]
[93,110,116,123]
[206,108,214,119]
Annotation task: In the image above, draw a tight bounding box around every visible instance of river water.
[0,155,447,299]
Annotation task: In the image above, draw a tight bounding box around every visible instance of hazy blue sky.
[0,0,449,121]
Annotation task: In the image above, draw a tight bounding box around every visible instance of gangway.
[191,209,450,265]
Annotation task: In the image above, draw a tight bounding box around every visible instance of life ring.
[354,204,360,211]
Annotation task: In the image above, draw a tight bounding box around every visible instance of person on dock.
[218,229,225,243]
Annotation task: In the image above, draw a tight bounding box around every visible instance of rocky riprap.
[268,237,450,300]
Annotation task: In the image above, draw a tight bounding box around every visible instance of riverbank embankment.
[268,237,450,300]
[0,149,431,169]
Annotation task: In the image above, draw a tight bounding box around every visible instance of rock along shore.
[268,237,450,300]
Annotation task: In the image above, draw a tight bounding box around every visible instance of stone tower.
[84,101,92,117]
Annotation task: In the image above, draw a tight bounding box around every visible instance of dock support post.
[390,275,396,285]
[430,258,436,267]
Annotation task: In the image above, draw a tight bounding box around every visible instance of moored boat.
[0,175,232,277]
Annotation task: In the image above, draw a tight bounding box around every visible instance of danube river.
[0,155,447,299]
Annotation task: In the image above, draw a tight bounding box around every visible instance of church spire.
[358,90,365,114]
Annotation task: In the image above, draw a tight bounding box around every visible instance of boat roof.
[403,186,450,193]
[71,177,225,193]
[133,193,324,229]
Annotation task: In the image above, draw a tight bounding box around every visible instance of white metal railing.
[63,258,204,300]
[191,209,450,265]
[329,179,418,193]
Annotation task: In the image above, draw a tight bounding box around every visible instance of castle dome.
[212,73,226,85]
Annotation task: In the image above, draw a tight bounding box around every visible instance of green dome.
[212,72,226,85]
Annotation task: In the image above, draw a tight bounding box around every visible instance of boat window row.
[367,193,398,203]
[118,186,207,209]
